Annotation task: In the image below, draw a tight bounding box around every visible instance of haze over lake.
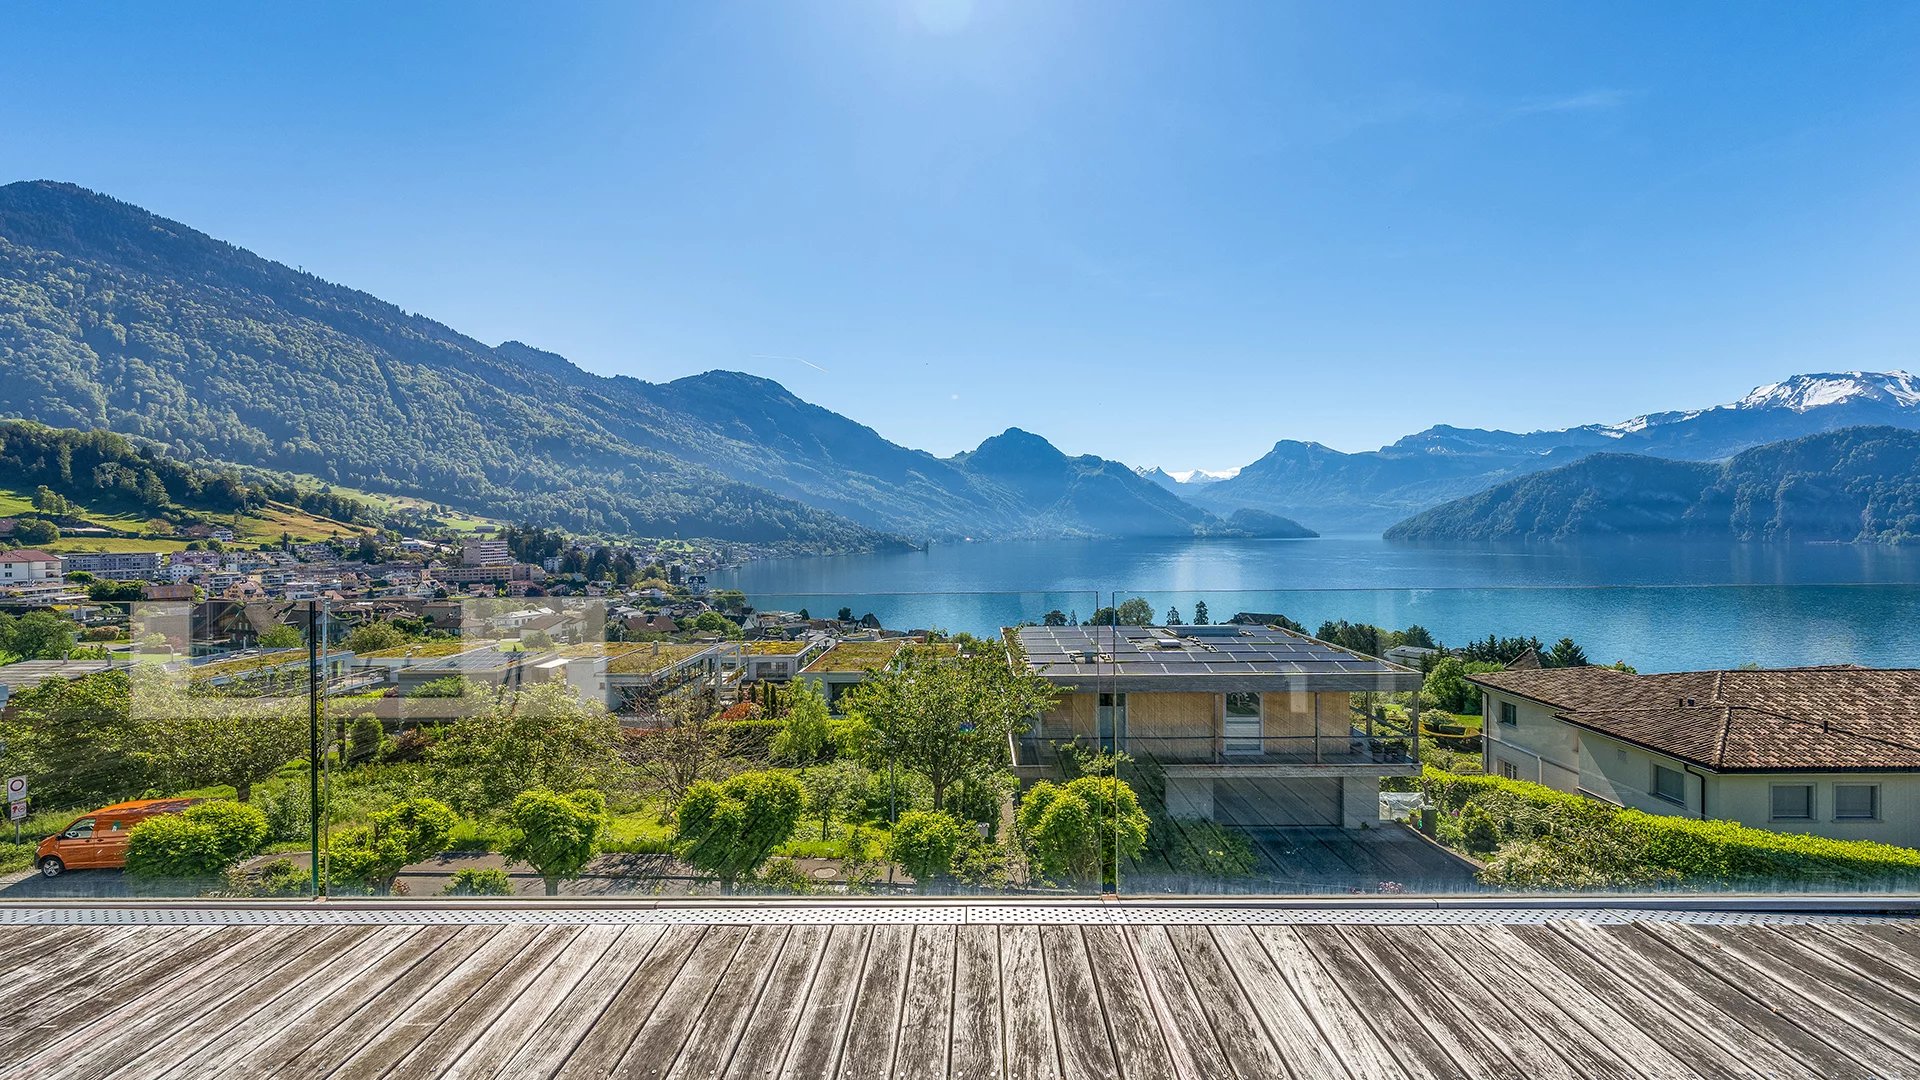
[712,537,1920,673]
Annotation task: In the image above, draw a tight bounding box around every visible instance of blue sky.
[6,2,1920,471]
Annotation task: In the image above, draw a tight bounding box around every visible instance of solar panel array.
[1014,625,1407,678]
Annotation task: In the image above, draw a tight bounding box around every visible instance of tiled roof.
[1470,666,1920,771]
[0,549,59,563]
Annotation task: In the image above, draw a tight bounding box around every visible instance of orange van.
[35,798,201,877]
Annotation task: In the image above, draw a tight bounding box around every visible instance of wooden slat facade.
[1,916,1917,1079]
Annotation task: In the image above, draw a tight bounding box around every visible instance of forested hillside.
[1384,427,1920,543]
[0,182,895,549]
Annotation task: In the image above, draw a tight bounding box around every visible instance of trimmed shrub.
[443,867,515,896]
[125,800,269,878]
[348,715,384,762]
[675,770,806,891]
[709,718,785,758]
[1421,768,1920,888]
[1017,776,1150,886]
[503,788,609,897]
[888,810,970,889]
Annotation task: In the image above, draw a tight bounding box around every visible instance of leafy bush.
[710,718,785,759]
[226,857,310,897]
[1421,768,1920,889]
[1155,818,1258,879]
[347,715,384,762]
[503,788,609,896]
[125,800,269,878]
[1017,776,1150,886]
[443,867,515,896]
[888,810,970,889]
[675,770,806,890]
[381,726,439,763]
[326,797,458,894]
[750,856,816,895]
[258,784,312,843]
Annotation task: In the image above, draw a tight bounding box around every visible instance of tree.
[504,788,609,896]
[520,629,555,650]
[1017,776,1149,886]
[426,683,626,813]
[1397,624,1435,649]
[1165,607,1183,625]
[343,620,406,656]
[770,680,832,763]
[1042,610,1068,627]
[1419,656,1505,715]
[258,622,303,649]
[1545,638,1590,668]
[326,797,458,893]
[624,691,726,807]
[843,646,1056,811]
[688,611,741,638]
[131,672,306,802]
[13,518,59,545]
[355,534,379,562]
[0,610,78,661]
[801,760,865,841]
[1191,601,1209,625]
[837,607,854,623]
[888,809,970,890]
[675,770,806,891]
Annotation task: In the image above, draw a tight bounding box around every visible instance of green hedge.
[1420,768,1920,888]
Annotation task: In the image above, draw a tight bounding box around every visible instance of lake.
[711,536,1920,672]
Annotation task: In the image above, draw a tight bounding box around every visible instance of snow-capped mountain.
[1187,370,1920,532]
[1135,465,1238,493]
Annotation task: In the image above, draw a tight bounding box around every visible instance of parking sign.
[3,776,23,804]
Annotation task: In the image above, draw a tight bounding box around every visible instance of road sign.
[8,801,25,822]
[3,776,24,804]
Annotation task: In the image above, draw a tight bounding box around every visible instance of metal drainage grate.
[0,904,1911,927]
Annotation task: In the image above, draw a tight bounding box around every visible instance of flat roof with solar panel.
[1009,624,1422,693]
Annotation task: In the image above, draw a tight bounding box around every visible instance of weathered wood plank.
[139,925,387,1078]
[1208,924,1350,1080]
[999,925,1062,1080]
[1124,925,1235,1079]
[838,924,914,1080]
[1248,925,1408,1080]
[892,924,957,1080]
[1578,923,1880,1078]
[1160,925,1288,1080]
[1509,924,1813,1080]
[45,927,337,1080]
[1344,926,1570,1080]
[498,924,671,1080]
[549,924,711,1078]
[386,926,583,1080]
[778,924,869,1080]
[948,924,1006,1080]
[0,927,223,1064]
[261,925,497,1080]
[1308,925,1506,1080]
[1736,924,1920,1011]
[1038,925,1119,1080]
[722,923,831,1080]
[613,923,752,1076]
[1436,926,1689,1080]
[322,925,545,1079]
[1638,924,1920,1075]
[0,926,152,1002]
[668,924,789,1080]
[1804,924,1920,1005]
[169,927,422,1080]
[438,924,621,1080]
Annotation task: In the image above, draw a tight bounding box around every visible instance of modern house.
[1010,624,1424,828]
[0,548,62,586]
[1471,665,1920,849]
[59,550,166,581]
[797,638,953,710]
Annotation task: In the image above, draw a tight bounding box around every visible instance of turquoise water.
[711,537,1920,672]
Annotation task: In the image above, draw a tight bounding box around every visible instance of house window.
[1770,784,1814,821]
[1499,701,1517,726]
[1096,692,1127,750]
[1498,760,1519,780]
[1224,692,1262,756]
[1834,784,1879,821]
[1651,764,1685,806]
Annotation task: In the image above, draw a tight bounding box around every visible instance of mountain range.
[5,180,1920,549]
[1384,426,1920,544]
[1164,371,1920,532]
[0,181,1309,549]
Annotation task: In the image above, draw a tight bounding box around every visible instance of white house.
[0,549,62,586]
[1472,665,1920,850]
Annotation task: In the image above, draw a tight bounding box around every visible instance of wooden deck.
[2,910,1918,1078]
